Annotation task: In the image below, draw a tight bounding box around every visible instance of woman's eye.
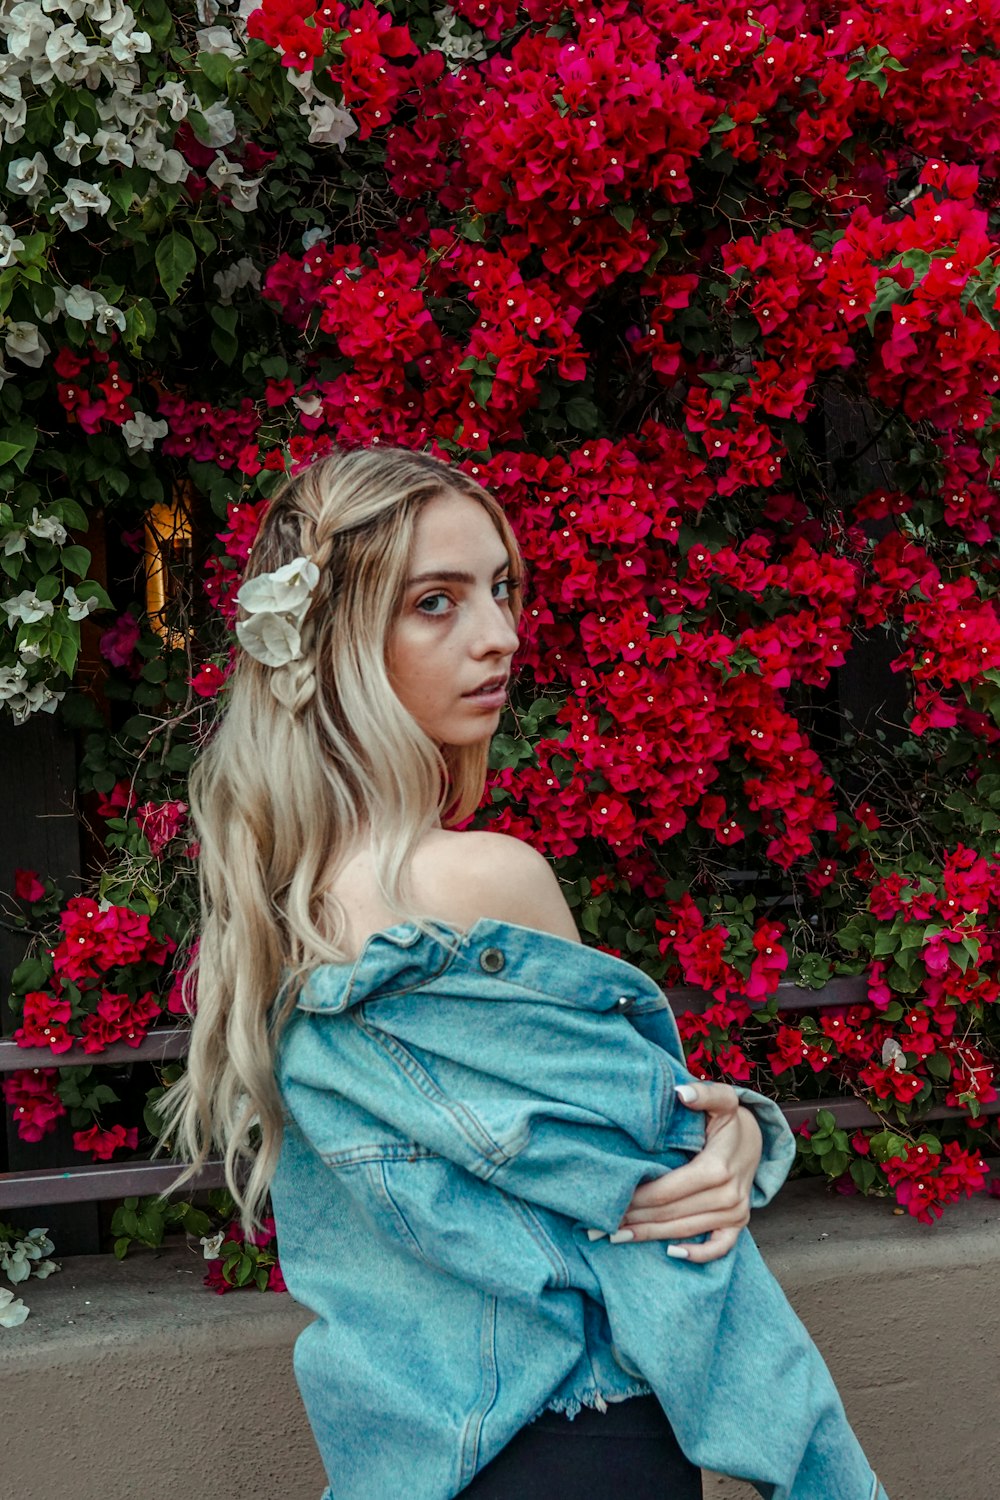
[416,593,451,616]
[493,577,516,602]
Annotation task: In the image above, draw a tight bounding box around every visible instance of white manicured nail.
[586,1229,608,1241]
[609,1229,635,1244]
[675,1084,697,1104]
[667,1244,690,1259]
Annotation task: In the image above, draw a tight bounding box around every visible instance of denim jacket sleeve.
[283,925,796,1232]
[623,1001,796,1208]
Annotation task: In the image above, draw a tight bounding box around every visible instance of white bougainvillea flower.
[10,683,63,723]
[200,100,237,147]
[94,302,126,334]
[43,0,90,19]
[235,611,303,668]
[0,1287,28,1328]
[93,127,134,168]
[52,178,112,232]
[200,1230,225,1260]
[27,509,67,544]
[213,255,260,304]
[46,20,92,83]
[6,152,48,198]
[0,665,27,700]
[206,154,242,190]
[53,121,91,166]
[235,557,320,667]
[5,322,50,368]
[293,391,323,418]
[156,79,190,121]
[228,173,261,212]
[237,557,319,617]
[301,224,331,251]
[2,590,55,624]
[156,149,188,185]
[0,225,25,270]
[197,24,242,58]
[63,284,98,322]
[121,411,168,453]
[0,97,27,145]
[5,7,53,61]
[64,586,100,621]
[3,529,26,556]
[110,25,151,63]
[303,101,358,151]
[88,0,132,29]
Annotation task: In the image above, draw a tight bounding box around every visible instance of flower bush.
[3,0,1000,1246]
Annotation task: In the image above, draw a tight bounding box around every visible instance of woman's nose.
[473,595,519,658]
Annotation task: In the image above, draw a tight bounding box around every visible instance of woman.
[160,446,887,1500]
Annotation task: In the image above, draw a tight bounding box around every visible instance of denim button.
[480,947,505,973]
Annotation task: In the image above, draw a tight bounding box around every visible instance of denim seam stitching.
[458,1294,500,1489]
[353,1012,514,1169]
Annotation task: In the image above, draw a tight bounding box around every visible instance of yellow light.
[144,483,193,646]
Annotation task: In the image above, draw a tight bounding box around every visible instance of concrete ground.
[2,1179,997,1500]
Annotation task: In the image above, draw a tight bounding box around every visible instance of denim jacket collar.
[296,917,670,1017]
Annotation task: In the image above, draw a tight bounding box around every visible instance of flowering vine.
[4,0,1000,1241]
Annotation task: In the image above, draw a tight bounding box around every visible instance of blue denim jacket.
[269,918,889,1500]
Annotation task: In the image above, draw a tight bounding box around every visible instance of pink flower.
[72,1123,138,1161]
[2,1068,66,1142]
[189,662,229,698]
[100,614,141,669]
[13,868,45,903]
[135,800,188,857]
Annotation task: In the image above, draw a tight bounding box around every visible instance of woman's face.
[387,490,520,747]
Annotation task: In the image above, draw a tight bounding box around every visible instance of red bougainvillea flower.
[13,868,45,903]
[99,614,142,669]
[135,800,188,857]
[189,661,229,699]
[72,1124,139,1162]
[1,1068,66,1143]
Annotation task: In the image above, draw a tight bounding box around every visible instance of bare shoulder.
[412,829,581,943]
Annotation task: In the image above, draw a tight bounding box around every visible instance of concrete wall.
[3,1180,998,1500]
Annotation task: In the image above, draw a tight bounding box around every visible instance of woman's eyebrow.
[406,560,511,587]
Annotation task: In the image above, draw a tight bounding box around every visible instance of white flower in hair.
[235,556,319,668]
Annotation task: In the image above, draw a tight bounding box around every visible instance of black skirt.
[456,1394,702,1499]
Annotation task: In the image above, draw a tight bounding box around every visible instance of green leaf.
[611,204,635,231]
[10,957,50,993]
[198,52,238,90]
[136,1211,165,1245]
[155,231,198,303]
[850,1159,879,1193]
[924,1051,952,1081]
[60,544,91,577]
[564,396,602,433]
[0,440,26,466]
[114,1236,131,1260]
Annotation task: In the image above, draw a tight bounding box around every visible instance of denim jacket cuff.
[732,1085,798,1208]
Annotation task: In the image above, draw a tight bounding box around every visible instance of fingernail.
[609,1229,635,1244]
[586,1228,608,1241]
[675,1084,697,1104]
[667,1244,690,1260]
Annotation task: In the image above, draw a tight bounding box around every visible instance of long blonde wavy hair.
[156,445,523,1230]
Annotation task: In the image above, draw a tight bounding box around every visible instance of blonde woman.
[160,447,888,1500]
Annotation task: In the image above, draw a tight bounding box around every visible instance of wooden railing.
[2,977,996,1211]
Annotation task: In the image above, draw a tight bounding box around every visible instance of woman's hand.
[608,1082,764,1263]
